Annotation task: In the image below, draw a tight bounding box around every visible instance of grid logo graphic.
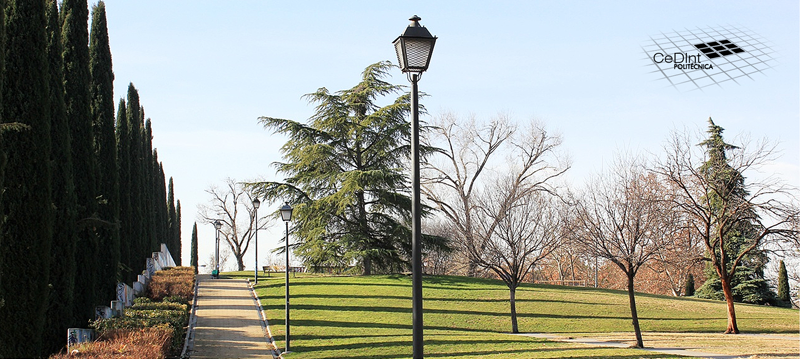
[694,40,745,59]
[642,25,776,91]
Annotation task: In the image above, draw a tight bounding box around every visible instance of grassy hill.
[230,272,797,358]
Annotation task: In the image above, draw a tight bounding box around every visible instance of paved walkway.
[190,275,279,358]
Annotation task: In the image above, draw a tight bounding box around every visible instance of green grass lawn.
[225,272,797,358]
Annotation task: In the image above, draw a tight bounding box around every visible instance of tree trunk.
[509,287,519,333]
[236,255,245,271]
[720,276,740,334]
[467,261,477,277]
[626,274,644,348]
[363,256,371,275]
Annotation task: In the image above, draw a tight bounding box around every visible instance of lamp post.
[213,219,223,278]
[253,197,261,284]
[393,15,436,359]
[279,202,293,353]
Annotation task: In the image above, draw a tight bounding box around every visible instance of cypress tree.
[176,199,182,265]
[168,177,177,262]
[778,260,790,303]
[684,273,695,296]
[191,222,199,273]
[0,0,53,355]
[45,0,79,352]
[62,0,99,322]
[152,150,166,245]
[115,99,133,282]
[90,0,120,302]
[144,119,157,252]
[126,84,145,270]
[0,0,5,323]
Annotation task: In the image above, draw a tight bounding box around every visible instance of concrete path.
[190,275,279,358]
[512,333,772,359]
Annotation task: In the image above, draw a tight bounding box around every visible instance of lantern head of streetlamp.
[280,202,293,222]
[253,197,261,210]
[213,219,222,230]
[393,15,437,74]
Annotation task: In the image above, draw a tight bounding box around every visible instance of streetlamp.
[393,15,436,359]
[213,219,223,279]
[253,197,261,284]
[279,202,293,353]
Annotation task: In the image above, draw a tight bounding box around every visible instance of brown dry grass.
[50,328,172,359]
[569,332,800,359]
[146,266,195,302]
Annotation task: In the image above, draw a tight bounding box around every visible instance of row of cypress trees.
[0,1,182,356]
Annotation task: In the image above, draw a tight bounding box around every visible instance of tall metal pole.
[215,226,220,277]
[254,206,259,285]
[285,220,291,353]
[410,73,423,359]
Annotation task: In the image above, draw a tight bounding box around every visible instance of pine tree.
[116,99,133,282]
[191,222,199,273]
[684,273,695,296]
[45,0,79,352]
[253,62,426,274]
[777,260,790,304]
[90,0,120,301]
[695,119,777,306]
[0,0,53,355]
[62,0,99,323]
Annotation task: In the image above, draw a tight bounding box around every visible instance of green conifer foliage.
[695,119,777,305]
[176,200,182,265]
[0,0,53,355]
[191,222,199,273]
[153,150,167,246]
[777,260,790,303]
[168,177,177,262]
[126,84,146,271]
[253,62,440,274]
[90,0,120,300]
[0,0,5,322]
[62,0,100,322]
[45,0,79,352]
[115,99,133,282]
[144,119,157,253]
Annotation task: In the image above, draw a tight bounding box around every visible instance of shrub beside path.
[190,274,279,358]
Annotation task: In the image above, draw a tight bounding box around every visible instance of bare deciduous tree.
[572,155,675,348]
[655,125,800,333]
[423,113,569,333]
[198,178,272,271]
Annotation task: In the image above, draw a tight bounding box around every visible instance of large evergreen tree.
[176,199,182,265]
[90,0,120,302]
[251,61,437,274]
[153,151,167,247]
[0,0,53,355]
[695,119,777,306]
[191,222,199,273]
[168,177,178,262]
[144,119,157,252]
[0,0,5,323]
[45,0,79,352]
[115,99,133,282]
[126,84,146,272]
[62,0,99,322]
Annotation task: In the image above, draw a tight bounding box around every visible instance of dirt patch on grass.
[569,332,799,359]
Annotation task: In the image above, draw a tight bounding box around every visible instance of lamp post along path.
[253,197,261,284]
[393,15,436,359]
[213,220,222,278]
[280,202,294,353]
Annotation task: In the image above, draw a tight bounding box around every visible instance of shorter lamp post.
[213,219,223,278]
[253,197,261,284]
[280,202,293,352]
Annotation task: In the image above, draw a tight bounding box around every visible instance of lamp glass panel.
[404,38,432,69]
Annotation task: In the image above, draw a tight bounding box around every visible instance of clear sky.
[103,1,799,271]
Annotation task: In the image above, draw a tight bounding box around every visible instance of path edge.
[248,279,283,358]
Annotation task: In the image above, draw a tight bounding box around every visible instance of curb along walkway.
[190,275,279,358]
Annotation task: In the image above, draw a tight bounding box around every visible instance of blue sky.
[104,1,799,270]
